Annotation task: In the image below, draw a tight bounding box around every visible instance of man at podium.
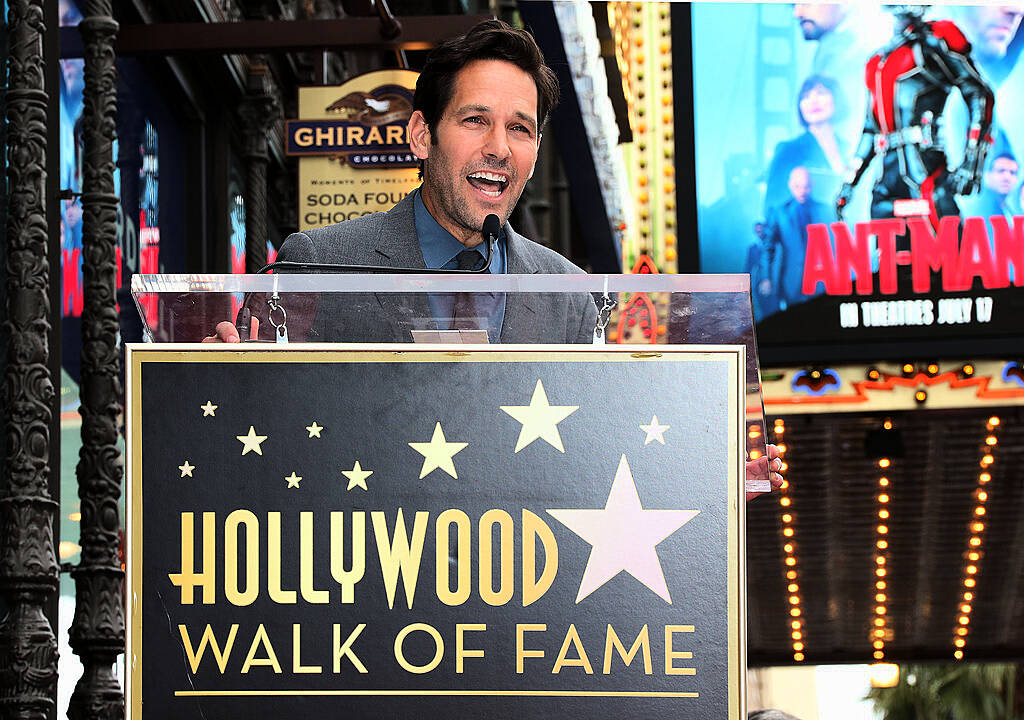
[207,19,596,344]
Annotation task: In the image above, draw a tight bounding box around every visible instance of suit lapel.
[500,225,539,343]
[372,191,434,331]
[372,191,428,268]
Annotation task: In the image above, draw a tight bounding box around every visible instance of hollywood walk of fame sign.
[126,345,747,720]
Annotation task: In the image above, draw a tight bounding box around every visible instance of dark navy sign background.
[129,349,742,720]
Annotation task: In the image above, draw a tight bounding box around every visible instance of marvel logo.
[893,199,931,217]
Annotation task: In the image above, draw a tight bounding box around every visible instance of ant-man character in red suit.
[836,5,994,228]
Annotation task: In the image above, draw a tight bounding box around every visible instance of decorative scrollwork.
[68,2,125,719]
[238,66,283,272]
[1,1,60,717]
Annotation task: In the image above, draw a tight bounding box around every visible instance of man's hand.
[746,443,784,502]
[202,317,259,343]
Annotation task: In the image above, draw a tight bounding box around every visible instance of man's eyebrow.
[453,104,491,116]
[512,111,538,131]
[453,104,538,131]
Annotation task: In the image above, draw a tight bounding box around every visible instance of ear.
[408,110,431,161]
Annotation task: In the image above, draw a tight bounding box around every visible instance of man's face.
[788,167,812,204]
[961,4,1024,60]
[409,59,540,247]
[986,157,1019,195]
[793,3,847,40]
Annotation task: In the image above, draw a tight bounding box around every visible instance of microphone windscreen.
[482,214,501,243]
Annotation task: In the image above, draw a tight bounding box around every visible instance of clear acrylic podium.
[130,272,767,484]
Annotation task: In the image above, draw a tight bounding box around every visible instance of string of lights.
[608,1,677,273]
[871,419,894,661]
[952,414,1000,660]
[768,418,804,662]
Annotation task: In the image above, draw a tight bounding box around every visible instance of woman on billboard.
[764,75,847,217]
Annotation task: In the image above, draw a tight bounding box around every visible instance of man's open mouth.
[467,171,509,198]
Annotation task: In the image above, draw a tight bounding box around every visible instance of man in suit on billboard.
[762,167,831,311]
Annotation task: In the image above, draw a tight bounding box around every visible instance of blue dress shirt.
[413,189,507,341]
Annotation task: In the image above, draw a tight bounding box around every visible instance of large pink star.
[548,455,700,604]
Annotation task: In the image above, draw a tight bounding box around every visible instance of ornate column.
[238,62,282,273]
[0,1,60,717]
[68,1,124,719]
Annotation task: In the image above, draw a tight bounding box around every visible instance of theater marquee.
[288,70,421,231]
[126,345,746,719]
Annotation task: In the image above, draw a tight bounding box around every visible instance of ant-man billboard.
[692,3,1024,359]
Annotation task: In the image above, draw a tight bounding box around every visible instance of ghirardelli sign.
[287,80,417,169]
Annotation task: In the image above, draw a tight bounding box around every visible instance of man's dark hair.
[414,19,560,136]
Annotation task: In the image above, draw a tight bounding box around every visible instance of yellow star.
[500,379,579,453]
[285,472,302,489]
[236,426,268,456]
[306,422,323,438]
[342,461,373,491]
[409,423,468,479]
[178,461,195,478]
[200,401,217,417]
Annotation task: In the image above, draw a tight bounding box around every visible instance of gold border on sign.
[126,343,746,719]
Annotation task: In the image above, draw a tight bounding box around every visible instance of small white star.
[342,461,373,491]
[640,415,670,445]
[285,472,302,489]
[178,461,195,478]
[200,401,217,417]
[236,426,268,456]
[409,423,468,479]
[306,422,323,438]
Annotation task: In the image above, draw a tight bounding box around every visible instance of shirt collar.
[413,187,505,272]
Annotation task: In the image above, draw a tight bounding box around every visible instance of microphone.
[257,213,503,275]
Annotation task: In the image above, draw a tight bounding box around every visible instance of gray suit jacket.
[277,192,598,344]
